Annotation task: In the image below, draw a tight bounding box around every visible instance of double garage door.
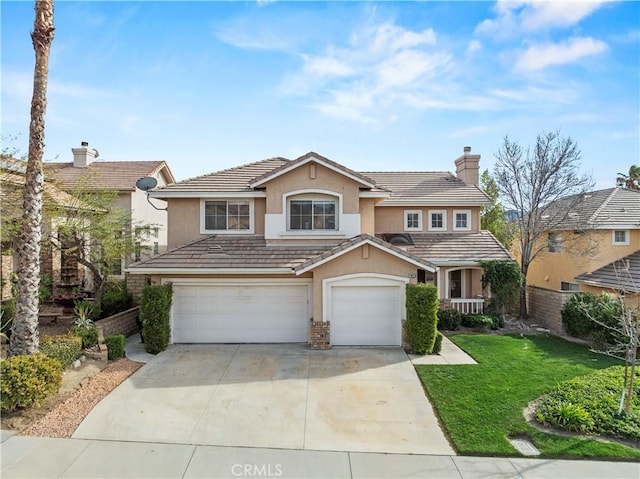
[170,277,404,346]
[172,282,310,343]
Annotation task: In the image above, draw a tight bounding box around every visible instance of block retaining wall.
[96,306,140,338]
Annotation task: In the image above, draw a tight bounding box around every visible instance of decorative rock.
[80,355,86,363]
[73,359,82,369]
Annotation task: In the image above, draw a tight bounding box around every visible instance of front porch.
[440,297,485,314]
[438,266,486,314]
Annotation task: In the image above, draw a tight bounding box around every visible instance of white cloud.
[515,37,608,71]
[303,54,355,78]
[370,23,436,53]
[466,40,482,55]
[476,0,612,38]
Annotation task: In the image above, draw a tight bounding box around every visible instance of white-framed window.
[404,210,422,231]
[289,199,337,231]
[428,210,447,231]
[612,230,629,246]
[453,210,471,231]
[201,199,253,233]
[548,232,563,253]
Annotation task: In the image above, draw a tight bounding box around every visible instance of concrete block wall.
[527,286,576,333]
[96,306,140,338]
[126,274,151,303]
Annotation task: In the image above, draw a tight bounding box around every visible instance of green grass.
[416,334,640,460]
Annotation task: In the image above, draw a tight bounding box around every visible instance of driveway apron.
[72,344,454,455]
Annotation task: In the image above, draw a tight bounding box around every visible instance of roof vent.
[382,233,414,246]
[207,244,225,255]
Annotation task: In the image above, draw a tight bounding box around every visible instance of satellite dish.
[136,177,158,191]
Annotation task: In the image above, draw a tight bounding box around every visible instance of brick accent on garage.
[527,285,576,333]
[310,320,330,350]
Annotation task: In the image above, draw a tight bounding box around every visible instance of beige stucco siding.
[309,245,418,322]
[167,198,200,249]
[374,206,481,233]
[526,229,640,291]
[261,162,362,214]
[579,284,639,309]
[359,198,376,234]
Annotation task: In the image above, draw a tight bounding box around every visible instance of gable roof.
[575,250,640,293]
[294,234,437,274]
[249,152,377,189]
[543,187,640,230]
[362,171,491,206]
[150,158,289,197]
[403,231,514,265]
[45,160,175,192]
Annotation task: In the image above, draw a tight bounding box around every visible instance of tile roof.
[353,171,491,205]
[401,231,514,263]
[153,158,289,195]
[45,161,173,191]
[249,152,379,189]
[543,188,640,230]
[575,250,640,293]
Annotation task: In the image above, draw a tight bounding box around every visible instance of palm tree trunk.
[9,0,55,356]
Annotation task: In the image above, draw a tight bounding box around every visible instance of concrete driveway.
[73,344,454,455]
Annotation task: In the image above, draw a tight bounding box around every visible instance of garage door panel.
[172,283,309,343]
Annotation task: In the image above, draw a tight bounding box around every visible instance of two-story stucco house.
[128,148,512,349]
[47,142,176,276]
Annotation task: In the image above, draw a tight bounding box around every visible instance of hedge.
[405,284,439,355]
[140,283,173,354]
[105,334,126,360]
[40,335,82,368]
[1,353,63,412]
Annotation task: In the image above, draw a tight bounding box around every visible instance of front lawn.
[416,334,640,460]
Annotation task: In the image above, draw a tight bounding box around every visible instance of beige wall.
[359,198,376,234]
[374,206,481,233]
[526,229,640,291]
[261,162,362,214]
[579,284,640,311]
[309,245,418,322]
[167,198,201,249]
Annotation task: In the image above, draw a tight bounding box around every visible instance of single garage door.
[171,282,310,343]
[330,283,402,346]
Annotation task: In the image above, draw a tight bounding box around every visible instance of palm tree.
[617,165,640,190]
[9,0,55,356]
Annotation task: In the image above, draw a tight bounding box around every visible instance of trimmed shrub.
[105,334,126,360]
[100,285,133,318]
[562,292,623,345]
[141,283,173,354]
[71,325,99,349]
[40,335,82,368]
[1,353,63,412]
[461,314,494,331]
[437,308,462,331]
[535,366,640,441]
[431,332,443,355]
[405,284,439,355]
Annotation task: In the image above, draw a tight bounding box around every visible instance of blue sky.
[2,1,638,188]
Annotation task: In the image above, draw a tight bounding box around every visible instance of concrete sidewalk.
[2,434,638,479]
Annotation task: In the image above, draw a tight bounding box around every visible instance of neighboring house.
[526,187,640,292]
[128,148,512,348]
[47,142,176,276]
[576,250,640,309]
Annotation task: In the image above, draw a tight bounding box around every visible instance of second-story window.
[290,199,336,230]
[428,210,446,231]
[453,210,471,231]
[204,201,250,230]
[612,230,629,245]
[404,210,422,231]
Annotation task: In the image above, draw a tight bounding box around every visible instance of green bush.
[39,274,53,303]
[71,326,99,349]
[141,283,173,354]
[405,284,439,355]
[461,314,494,330]
[1,298,15,335]
[431,332,443,354]
[535,366,640,441]
[0,353,63,412]
[105,334,126,360]
[437,308,462,331]
[40,335,82,368]
[562,292,623,345]
[100,284,133,318]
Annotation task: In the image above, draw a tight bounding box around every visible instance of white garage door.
[172,283,310,343]
[330,283,402,346]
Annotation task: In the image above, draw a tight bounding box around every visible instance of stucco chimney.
[72,141,99,167]
[454,146,480,185]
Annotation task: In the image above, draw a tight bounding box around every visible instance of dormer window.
[201,200,253,234]
[289,199,337,231]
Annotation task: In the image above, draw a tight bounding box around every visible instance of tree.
[480,169,515,249]
[617,165,640,190]
[10,0,55,356]
[492,131,593,318]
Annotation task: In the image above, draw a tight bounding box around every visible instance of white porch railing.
[447,298,485,314]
